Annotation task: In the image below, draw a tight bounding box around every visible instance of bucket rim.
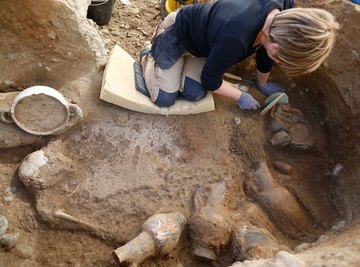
[90,0,112,6]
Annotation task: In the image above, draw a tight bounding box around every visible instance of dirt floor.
[0,1,353,267]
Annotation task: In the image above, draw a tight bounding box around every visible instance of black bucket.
[87,0,115,25]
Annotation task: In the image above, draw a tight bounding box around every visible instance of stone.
[234,117,242,126]
[294,243,311,253]
[331,163,344,177]
[193,244,217,261]
[4,80,17,88]
[0,232,20,250]
[0,121,39,149]
[230,259,275,267]
[18,144,75,190]
[0,215,8,237]
[3,194,15,203]
[18,150,48,188]
[274,251,306,267]
[331,220,347,231]
[316,235,329,243]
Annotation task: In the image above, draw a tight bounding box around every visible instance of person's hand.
[257,82,284,96]
[236,92,260,111]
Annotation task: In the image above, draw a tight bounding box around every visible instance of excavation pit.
[0,0,359,267]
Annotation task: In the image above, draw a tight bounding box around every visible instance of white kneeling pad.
[100,45,215,115]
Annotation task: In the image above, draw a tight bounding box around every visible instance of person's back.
[178,0,279,58]
[156,0,290,90]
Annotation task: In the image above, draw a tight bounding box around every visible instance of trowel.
[223,72,255,87]
[260,92,289,116]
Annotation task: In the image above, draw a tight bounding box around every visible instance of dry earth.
[1,0,359,267]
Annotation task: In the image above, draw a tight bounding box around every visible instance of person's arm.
[201,40,260,110]
[256,70,270,87]
[213,80,242,100]
[256,46,273,86]
[256,46,284,96]
[213,80,260,111]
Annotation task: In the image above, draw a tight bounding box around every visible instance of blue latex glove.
[236,92,260,111]
[257,82,284,96]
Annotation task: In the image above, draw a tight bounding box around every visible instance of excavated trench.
[0,0,359,267]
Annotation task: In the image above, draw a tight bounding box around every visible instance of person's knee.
[182,77,207,101]
[154,89,178,107]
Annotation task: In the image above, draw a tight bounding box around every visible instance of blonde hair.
[270,8,339,76]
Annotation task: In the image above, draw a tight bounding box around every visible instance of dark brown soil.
[0,1,352,267]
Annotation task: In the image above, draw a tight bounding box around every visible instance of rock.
[4,80,17,88]
[47,31,56,40]
[4,186,16,194]
[100,29,110,35]
[0,121,39,149]
[316,235,329,243]
[294,242,311,253]
[230,259,275,267]
[194,244,217,261]
[0,215,8,237]
[18,145,75,190]
[331,163,344,177]
[274,251,306,267]
[3,194,15,203]
[18,150,48,189]
[1,232,20,250]
[234,117,242,126]
[130,7,140,14]
[331,220,347,231]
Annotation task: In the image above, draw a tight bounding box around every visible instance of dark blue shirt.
[152,0,294,91]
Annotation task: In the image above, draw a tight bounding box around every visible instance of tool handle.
[224,72,242,81]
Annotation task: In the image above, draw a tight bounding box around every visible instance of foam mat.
[100,45,215,115]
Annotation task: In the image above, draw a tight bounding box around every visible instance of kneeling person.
[140,0,338,110]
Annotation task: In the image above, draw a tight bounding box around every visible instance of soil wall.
[0,0,106,92]
[295,0,360,222]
